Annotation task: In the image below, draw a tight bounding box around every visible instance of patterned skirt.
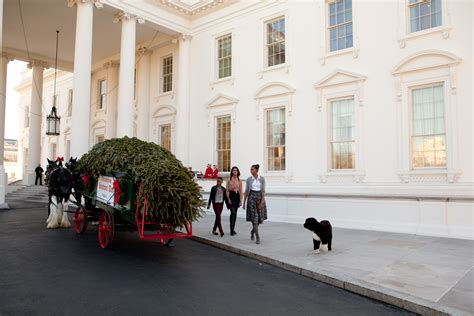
[246,191,267,224]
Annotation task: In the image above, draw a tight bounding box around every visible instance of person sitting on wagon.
[204,164,213,179]
[212,164,219,179]
[207,177,230,237]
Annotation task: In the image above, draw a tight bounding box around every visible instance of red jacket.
[204,167,213,178]
[212,168,219,178]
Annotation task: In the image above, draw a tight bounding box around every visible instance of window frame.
[407,0,442,34]
[328,96,356,171]
[215,115,232,173]
[160,55,173,94]
[327,0,354,53]
[159,123,172,152]
[264,16,286,68]
[265,107,286,172]
[216,33,233,80]
[97,78,107,110]
[408,82,447,170]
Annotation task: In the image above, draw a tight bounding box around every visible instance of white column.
[104,61,119,139]
[24,61,47,185]
[0,54,11,207]
[175,34,192,165]
[68,0,101,157]
[115,12,144,138]
[136,47,151,141]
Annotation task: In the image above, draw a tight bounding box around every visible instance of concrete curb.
[191,235,467,316]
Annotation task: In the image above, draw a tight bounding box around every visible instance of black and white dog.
[304,217,332,254]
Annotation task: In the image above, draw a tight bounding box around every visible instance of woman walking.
[226,166,243,236]
[243,164,267,244]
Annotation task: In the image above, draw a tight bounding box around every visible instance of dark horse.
[46,157,73,229]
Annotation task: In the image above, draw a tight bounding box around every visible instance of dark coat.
[35,166,44,175]
[208,185,230,209]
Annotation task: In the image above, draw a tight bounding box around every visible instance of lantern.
[46,30,61,136]
[46,107,60,136]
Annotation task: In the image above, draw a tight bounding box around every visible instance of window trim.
[327,0,354,53]
[97,78,107,111]
[160,54,173,94]
[258,11,289,75]
[328,96,356,171]
[67,89,73,117]
[408,82,447,170]
[216,33,233,80]
[393,50,462,183]
[215,115,232,173]
[398,0,451,48]
[265,106,286,172]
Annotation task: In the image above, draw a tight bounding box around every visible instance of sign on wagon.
[96,176,115,206]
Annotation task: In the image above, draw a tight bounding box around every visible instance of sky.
[5,60,26,140]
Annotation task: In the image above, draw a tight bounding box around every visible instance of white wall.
[16,0,473,239]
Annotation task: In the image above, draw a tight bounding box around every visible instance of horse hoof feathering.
[47,157,74,229]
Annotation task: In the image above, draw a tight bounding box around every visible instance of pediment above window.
[392,50,461,75]
[254,81,295,100]
[91,119,106,129]
[314,69,366,89]
[206,93,238,108]
[152,104,177,117]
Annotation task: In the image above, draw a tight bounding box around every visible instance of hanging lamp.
[46,30,61,136]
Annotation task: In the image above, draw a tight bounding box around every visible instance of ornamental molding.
[103,60,119,69]
[1,53,14,62]
[178,34,193,42]
[206,93,238,108]
[159,0,227,16]
[152,104,177,117]
[392,50,461,75]
[397,170,462,184]
[254,81,295,100]
[314,69,366,90]
[319,172,366,184]
[113,11,145,24]
[27,60,49,69]
[67,0,103,8]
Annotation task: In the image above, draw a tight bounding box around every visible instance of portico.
[1,0,191,190]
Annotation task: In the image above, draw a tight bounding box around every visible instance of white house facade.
[5,0,473,239]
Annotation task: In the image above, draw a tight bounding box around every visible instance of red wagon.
[73,172,192,249]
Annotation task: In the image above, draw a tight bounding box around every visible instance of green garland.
[77,137,204,227]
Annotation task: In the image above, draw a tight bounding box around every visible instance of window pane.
[266,108,286,171]
[216,116,231,172]
[411,84,446,168]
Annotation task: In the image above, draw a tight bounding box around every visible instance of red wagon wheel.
[74,207,87,234]
[98,209,115,249]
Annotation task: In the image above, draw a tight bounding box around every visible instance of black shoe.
[230,232,235,236]
[212,231,218,235]
[220,232,224,237]
[233,231,237,235]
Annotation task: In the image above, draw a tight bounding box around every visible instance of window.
[66,140,71,159]
[67,89,73,116]
[328,0,353,52]
[162,56,173,93]
[216,116,231,172]
[409,0,442,33]
[98,79,106,110]
[160,124,172,151]
[330,98,355,169]
[266,17,285,67]
[96,135,105,144]
[25,106,30,128]
[217,34,232,79]
[50,143,57,160]
[411,84,446,168]
[266,108,285,171]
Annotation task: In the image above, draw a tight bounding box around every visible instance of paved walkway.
[192,213,474,315]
